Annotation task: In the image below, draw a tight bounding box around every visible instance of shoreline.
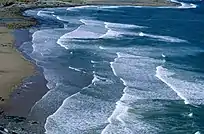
[0,0,180,133]
[0,27,34,105]
[0,0,179,108]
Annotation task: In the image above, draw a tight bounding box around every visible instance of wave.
[45,92,114,134]
[155,66,189,104]
[69,66,86,73]
[102,52,170,134]
[80,19,103,26]
[99,29,121,38]
[66,5,100,11]
[37,10,54,17]
[56,16,69,22]
[155,66,204,105]
[44,61,116,134]
[57,19,145,49]
[99,46,107,50]
[170,0,197,8]
[195,131,201,134]
[102,52,131,133]
[104,22,145,29]
[138,32,188,43]
[66,4,197,11]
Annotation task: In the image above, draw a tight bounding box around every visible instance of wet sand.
[0,27,34,105]
[2,29,49,117]
[0,28,48,134]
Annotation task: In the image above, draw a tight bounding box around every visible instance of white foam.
[91,60,98,63]
[99,46,106,49]
[120,78,128,87]
[188,113,193,117]
[37,10,54,17]
[102,53,164,134]
[57,18,142,49]
[139,32,145,37]
[116,52,143,58]
[56,39,69,50]
[56,16,69,22]
[156,66,204,105]
[110,60,118,77]
[195,131,201,134]
[138,32,187,43]
[170,0,197,9]
[156,66,189,104]
[99,6,121,9]
[104,22,145,29]
[69,66,86,73]
[45,93,114,134]
[61,25,101,39]
[67,5,97,11]
[162,54,166,58]
[80,19,103,26]
[56,24,102,49]
[99,29,121,38]
[101,76,130,133]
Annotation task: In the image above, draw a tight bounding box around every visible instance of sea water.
[22,0,204,133]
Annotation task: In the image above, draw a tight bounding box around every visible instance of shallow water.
[22,0,204,133]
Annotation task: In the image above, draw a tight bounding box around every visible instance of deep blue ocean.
[21,0,204,133]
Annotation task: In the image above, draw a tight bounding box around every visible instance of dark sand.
[2,29,49,117]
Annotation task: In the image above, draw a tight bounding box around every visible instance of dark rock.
[0,110,4,115]
[3,1,15,7]
[0,126,4,131]
[31,121,38,125]
[11,132,18,134]
[14,117,26,123]
[4,116,26,123]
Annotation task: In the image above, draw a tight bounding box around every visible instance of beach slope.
[0,27,34,104]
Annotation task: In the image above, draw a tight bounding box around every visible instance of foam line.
[188,113,193,117]
[101,53,130,134]
[138,32,187,43]
[56,16,69,22]
[37,10,54,17]
[69,66,86,73]
[194,131,201,134]
[104,22,145,29]
[99,29,121,38]
[170,0,197,9]
[91,60,99,63]
[99,46,106,49]
[155,66,189,104]
[67,5,97,11]
[66,3,197,12]
[162,54,166,58]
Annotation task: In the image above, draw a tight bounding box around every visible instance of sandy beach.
[0,27,34,104]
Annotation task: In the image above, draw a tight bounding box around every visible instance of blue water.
[21,0,204,133]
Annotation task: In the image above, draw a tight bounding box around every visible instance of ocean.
[21,0,204,133]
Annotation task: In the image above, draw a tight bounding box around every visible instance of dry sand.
[0,27,34,104]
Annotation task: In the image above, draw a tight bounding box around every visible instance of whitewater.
[21,1,204,134]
